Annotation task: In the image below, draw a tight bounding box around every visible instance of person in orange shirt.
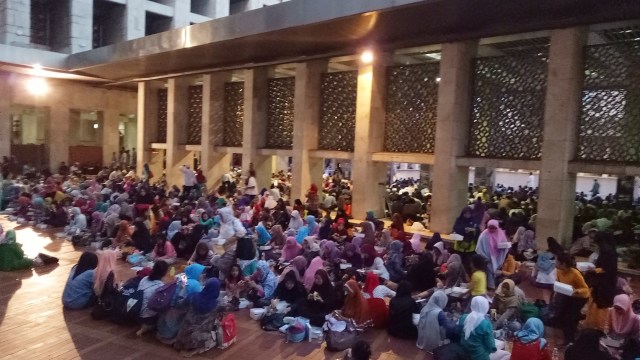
[555,253,589,345]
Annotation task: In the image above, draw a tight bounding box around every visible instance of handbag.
[324,328,358,352]
[216,313,237,349]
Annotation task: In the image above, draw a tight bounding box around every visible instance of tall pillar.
[171,0,191,28]
[0,76,11,159]
[291,60,327,201]
[537,27,587,248]
[125,0,146,40]
[136,82,160,175]
[102,110,120,166]
[351,52,389,219]
[67,0,93,53]
[201,72,232,192]
[242,68,272,191]
[49,107,70,171]
[0,0,30,47]
[430,41,478,234]
[166,77,190,188]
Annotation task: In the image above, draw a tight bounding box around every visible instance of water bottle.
[552,347,559,360]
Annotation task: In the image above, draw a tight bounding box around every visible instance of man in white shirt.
[244,170,258,198]
[180,165,196,199]
[526,172,536,189]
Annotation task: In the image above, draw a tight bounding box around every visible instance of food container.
[450,234,464,241]
[576,262,595,272]
[339,263,352,270]
[553,281,574,296]
[238,298,251,309]
[497,242,511,249]
[249,308,266,320]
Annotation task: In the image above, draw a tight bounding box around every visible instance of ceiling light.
[360,50,374,64]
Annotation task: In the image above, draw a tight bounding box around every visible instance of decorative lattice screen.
[266,77,295,149]
[222,82,244,147]
[157,88,168,143]
[187,85,203,145]
[319,71,357,152]
[468,51,548,159]
[577,42,640,163]
[385,63,440,153]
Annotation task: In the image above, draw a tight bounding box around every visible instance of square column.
[537,27,587,248]
[290,60,327,201]
[0,0,30,47]
[166,77,191,188]
[430,41,478,233]
[102,110,120,166]
[49,107,70,171]
[67,0,93,53]
[351,52,390,219]
[136,81,161,175]
[0,76,10,159]
[201,72,232,192]
[242,67,272,191]
[125,0,146,40]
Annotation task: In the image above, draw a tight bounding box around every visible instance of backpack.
[236,235,256,260]
[147,281,178,313]
[109,277,146,326]
[72,233,93,247]
[216,313,237,349]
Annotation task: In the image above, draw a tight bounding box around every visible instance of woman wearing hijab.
[564,329,613,360]
[281,236,302,262]
[417,291,458,351]
[389,213,406,241]
[317,215,333,240]
[386,240,406,283]
[459,296,506,360]
[408,233,423,255]
[300,269,339,326]
[90,210,105,236]
[62,252,99,309]
[362,244,390,281]
[93,249,119,307]
[494,279,521,329]
[443,254,469,288]
[303,256,325,291]
[272,269,307,312]
[475,219,509,290]
[534,251,556,291]
[246,260,278,306]
[321,240,342,268]
[378,228,393,249]
[69,207,88,232]
[288,210,304,232]
[607,294,640,339]
[269,224,286,249]
[174,278,221,357]
[131,221,153,253]
[585,231,618,331]
[156,263,205,344]
[0,230,33,271]
[407,247,437,294]
[361,221,376,247]
[388,281,419,339]
[452,206,479,273]
[302,236,321,261]
[113,220,132,248]
[510,318,551,360]
[432,242,450,267]
[342,279,371,325]
[342,243,363,269]
[289,256,308,276]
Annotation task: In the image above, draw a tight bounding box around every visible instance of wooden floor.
[0,216,425,360]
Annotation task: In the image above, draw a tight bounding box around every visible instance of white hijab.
[288,210,303,231]
[417,291,449,350]
[464,296,490,339]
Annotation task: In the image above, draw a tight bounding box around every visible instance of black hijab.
[565,329,612,360]
[131,221,153,253]
[407,251,436,292]
[309,269,338,310]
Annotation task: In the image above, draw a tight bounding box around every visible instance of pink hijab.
[484,219,509,257]
[303,256,325,291]
[610,294,639,335]
[281,236,302,262]
[409,233,422,253]
[93,249,118,296]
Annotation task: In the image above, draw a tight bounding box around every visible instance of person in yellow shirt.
[470,254,487,297]
[555,253,589,345]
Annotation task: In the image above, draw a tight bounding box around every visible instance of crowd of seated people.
[1,160,640,359]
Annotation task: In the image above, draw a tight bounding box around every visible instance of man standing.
[180,164,196,199]
[526,172,536,189]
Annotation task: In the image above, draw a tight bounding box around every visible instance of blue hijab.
[516,318,546,349]
[536,252,555,274]
[295,215,317,244]
[184,264,205,294]
[256,224,272,246]
[306,215,317,234]
[190,278,220,314]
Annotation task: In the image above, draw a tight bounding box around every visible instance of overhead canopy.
[65,0,640,82]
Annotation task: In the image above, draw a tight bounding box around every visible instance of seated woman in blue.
[62,252,99,309]
[458,296,510,360]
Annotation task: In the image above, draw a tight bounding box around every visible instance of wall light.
[93,123,99,129]
[26,77,48,96]
[360,50,374,64]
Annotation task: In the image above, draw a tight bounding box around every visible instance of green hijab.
[4,230,16,244]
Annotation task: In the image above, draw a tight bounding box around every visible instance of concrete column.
[537,27,587,248]
[102,110,121,166]
[136,81,160,174]
[430,41,478,234]
[166,77,190,188]
[49,107,70,170]
[201,72,232,192]
[290,60,327,201]
[125,0,146,40]
[0,0,30,47]
[242,67,272,191]
[351,52,390,219]
[68,0,93,53]
[0,75,11,159]
[172,0,191,28]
